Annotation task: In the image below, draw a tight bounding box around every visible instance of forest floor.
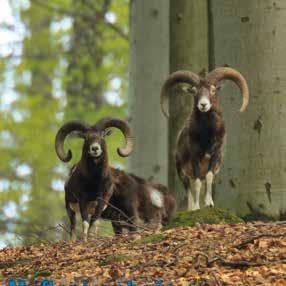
[0,221,285,285]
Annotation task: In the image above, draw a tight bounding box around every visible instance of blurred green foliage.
[0,0,129,245]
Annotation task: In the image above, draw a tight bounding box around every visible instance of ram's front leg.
[190,160,201,211]
[79,202,89,242]
[205,150,222,207]
[89,191,112,237]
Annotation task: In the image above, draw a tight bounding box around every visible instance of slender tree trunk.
[210,0,286,219]
[66,0,108,110]
[16,3,62,244]
[128,0,169,184]
[169,0,209,210]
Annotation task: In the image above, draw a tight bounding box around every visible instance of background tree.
[65,0,128,112]
[128,0,169,184]
[168,0,209,210]
[0,0,129,246]
[210,0,286,219]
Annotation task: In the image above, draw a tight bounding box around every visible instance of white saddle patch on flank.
[148,188,164,208]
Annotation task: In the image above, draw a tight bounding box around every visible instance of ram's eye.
[190,86,198,94]
[102,129,112,138]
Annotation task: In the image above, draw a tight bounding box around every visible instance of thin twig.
[30,0,128,41]
[171,242,188,254]
[57,223,70,234]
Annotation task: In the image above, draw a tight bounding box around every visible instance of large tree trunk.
[169,0,209,210]
[210,0,286,219]
[128,0,169,184]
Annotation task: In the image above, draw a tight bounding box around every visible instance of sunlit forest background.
[1,0,286,249]
[0,0,129,247]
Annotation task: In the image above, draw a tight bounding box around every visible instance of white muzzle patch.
[89,143,102,158]
[149,188,164,208]
[197,96,211,112]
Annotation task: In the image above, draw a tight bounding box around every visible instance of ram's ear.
[102,128,112,138]
[182,85,198,95]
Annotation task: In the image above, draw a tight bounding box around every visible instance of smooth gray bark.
[169,0,209,210]
[210,0,286,219]
[128,0,169,184]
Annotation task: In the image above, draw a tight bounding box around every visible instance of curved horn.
[206,67,249,112]
[160,71,201,117]
[55,121,90,162]
[95,117,133,157]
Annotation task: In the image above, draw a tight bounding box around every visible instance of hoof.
[190,203,200,211]
[205,195,214,207]
[70,234,77,241]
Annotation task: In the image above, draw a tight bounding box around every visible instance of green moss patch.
[131,233,165,246]
[166,207,244,229]
[99,255,132,266]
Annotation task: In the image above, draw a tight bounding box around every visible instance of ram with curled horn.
[55,117,133,241]
[160,67,249,210]
[55,117,176,240]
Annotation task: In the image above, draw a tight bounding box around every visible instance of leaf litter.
[0,222,285,285]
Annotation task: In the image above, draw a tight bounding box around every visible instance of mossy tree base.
[166,207,244,229]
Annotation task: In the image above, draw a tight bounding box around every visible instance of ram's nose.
[200,103,207,108]
[90,144,99,153]
[89,143,102,156]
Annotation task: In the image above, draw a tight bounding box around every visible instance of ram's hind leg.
[176,158,194,211]
[177,172,201,211]
[88,215,100,237]
[112,221,123,235]
[205,151,222,207]
[205,171,214,207]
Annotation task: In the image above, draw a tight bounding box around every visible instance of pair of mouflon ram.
[55,67,249,240]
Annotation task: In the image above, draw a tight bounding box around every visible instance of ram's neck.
[80,154,110,180]
[190,105,223,129]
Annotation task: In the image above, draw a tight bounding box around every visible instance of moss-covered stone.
[165,207,244,229]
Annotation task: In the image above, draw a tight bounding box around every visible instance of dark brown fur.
[161,67,249,209]
[101,169,176,234]
[176,85,226,187]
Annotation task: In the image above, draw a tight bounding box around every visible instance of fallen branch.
[235,233,286,249]
[196,252,286,269]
